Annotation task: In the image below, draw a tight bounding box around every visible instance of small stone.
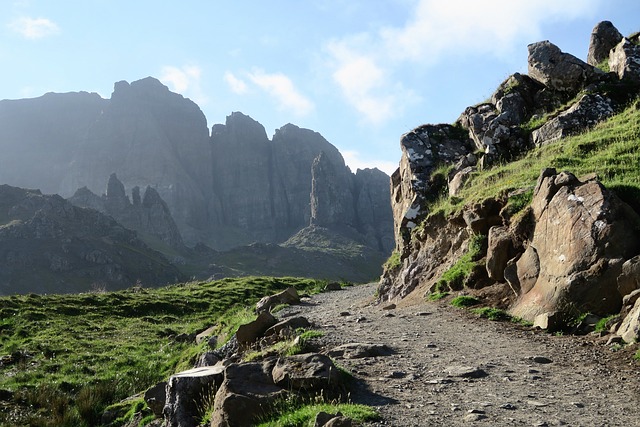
[467,409,485,414]
[339,311,350,316]
[425,343,437,348]
[571,402,585,408]
[500,403,517,410]
[606,335,623,345]
[382,303,396,310]
[531,356,553,364]
[527,400,548,407]
[383,312,395,318]
[464,413,487,422]
[415,311,431,316]
[445,366,488,378]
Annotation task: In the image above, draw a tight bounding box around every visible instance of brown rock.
[617,298,640,343]
[256,287,300,314]
[264,316,311,337]
[164,366,225,427]
[143,381,167,418]
[618,255,640,296]
[211,360,285,427]
[486,226,515,282]
[235,312,278,348]
[510,169,640,321]
[272,353,340,391]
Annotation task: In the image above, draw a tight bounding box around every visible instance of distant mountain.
[0,78,393,254]
[0,185,185,295]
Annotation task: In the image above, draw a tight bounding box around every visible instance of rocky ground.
[279,283,640,427]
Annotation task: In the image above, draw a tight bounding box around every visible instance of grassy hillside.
[0,276,328,426]
[430,99,640,219]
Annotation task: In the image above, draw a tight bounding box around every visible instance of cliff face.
[0,79,394,257]
[380,21,640,331]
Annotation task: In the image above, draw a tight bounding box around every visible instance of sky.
[1,1,639,176]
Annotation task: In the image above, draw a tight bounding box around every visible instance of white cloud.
[381,0,600,62]
[224,71,248,95]
[247,69,314,116]
[342,150,398,176]
[9,17,59,39]
[325,0,599,123]
[159,65,208,105]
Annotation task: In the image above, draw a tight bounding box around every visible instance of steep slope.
[380,22,640,333]
[0,185,185,294]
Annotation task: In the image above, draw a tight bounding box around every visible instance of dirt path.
[279,283,640,427]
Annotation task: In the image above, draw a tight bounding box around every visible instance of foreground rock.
[510,169,640,321]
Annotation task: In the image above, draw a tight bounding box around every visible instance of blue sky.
[1,1,639,175]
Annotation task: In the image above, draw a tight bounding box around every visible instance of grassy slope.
[430,100,640,218]
[0,276,327,426]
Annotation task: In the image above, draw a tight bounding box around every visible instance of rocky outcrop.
[609,37,640,83]
[69,173,184,249]
[587,21,623,66]
[532,94,615,147]
[381,21,640,328]
[528,40,604,93]
[0,185,185,294]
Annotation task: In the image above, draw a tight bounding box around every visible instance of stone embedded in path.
[327,343,394,359]
[531,356,553,364]
[444,366,488,379]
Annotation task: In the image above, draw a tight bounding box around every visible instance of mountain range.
[0,78,393,293]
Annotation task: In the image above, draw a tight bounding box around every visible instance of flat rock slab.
[327,343,394,359]
[444,365,488,378]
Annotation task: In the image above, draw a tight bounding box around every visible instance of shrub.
[427,291,449,301]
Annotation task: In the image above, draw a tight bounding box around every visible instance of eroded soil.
[280,283,640,427]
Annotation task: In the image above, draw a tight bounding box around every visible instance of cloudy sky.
[1,0,639,175]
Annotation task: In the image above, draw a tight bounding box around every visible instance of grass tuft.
[471,307,511,321]
[450,295,480,308]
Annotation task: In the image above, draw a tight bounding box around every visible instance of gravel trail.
[280,283,640,427]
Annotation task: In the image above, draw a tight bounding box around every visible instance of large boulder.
[235,312,278,348]
[256,287,300,314]
[528,41,603,93]
[163,366,225,427]
[510,169,640,321]
[532,94,615,147]
[617,255,640,296]
[609,37,640,83]
[211,360,285,427]
[271,353,340,391]
[587,21,623,66]
[485,226,516,282]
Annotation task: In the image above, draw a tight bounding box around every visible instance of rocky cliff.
[0,80,393,256]
[380,21,640,341]
[0,185,185,295]
[68,173,185,250]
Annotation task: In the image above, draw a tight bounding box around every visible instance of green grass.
[255,402,379,427]
[383,250,401,271]
[434,234,486,291]
[0,276,325,427]
[594,315,618,333]
[428,99,640,218]
[427,291,450,301]
[450,295,480,308]
[634,349,640,361]
[471,307,511,321]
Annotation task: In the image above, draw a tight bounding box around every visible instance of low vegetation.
[434,234,486,291]
[471,307,511,321]
[256,401,380,427]
[429,99,640,218]
[450,295,480,308]
[0,276,327,426]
